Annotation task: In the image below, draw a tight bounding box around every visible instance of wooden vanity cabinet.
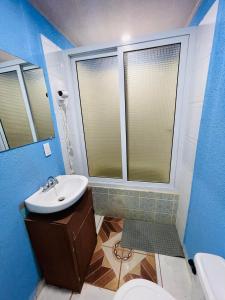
[25,188,97,292]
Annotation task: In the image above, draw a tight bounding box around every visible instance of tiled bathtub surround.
[92,187,179,224]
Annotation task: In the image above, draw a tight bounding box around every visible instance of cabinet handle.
[72,232,76,241]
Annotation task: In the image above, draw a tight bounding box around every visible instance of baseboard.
[182,246,206,300]
[31,279,45,299]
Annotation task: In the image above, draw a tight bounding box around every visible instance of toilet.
[194,253,225,300]
[114,279,175,300]
[114,253,225,300]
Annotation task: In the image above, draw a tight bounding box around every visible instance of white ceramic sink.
[25,175,88,214]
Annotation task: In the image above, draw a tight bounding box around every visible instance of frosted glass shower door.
[76,56,122,178]
[71,35,188,186]
[124,43,181,183]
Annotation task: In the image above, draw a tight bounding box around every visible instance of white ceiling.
[29,0,200,46]
[0,50,17,63]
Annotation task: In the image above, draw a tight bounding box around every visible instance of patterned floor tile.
[119,251,157,287]
[86,216,157,292]
[85,246,121,291]
[104,216,124,225]
[98,217,124,248]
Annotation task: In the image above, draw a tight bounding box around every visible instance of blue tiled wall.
[0,1,74,299]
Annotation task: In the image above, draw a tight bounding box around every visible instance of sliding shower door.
[76,55,122,178]
[124,44,181,183]
[72,35,188,186]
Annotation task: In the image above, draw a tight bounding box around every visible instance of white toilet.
[194,253,225,300]
[114,279,175,300]
[114,253,225,300]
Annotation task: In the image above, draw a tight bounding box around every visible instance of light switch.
[43,143,51,157]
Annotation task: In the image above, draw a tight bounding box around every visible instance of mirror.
[0,50,54,152]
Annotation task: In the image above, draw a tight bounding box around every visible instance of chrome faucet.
[42,176,59,192]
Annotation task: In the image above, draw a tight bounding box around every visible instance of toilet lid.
[114,279,176,300]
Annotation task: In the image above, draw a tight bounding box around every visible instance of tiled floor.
[37,215,193,300]
[85,216,157,291]
[95,215,104,233]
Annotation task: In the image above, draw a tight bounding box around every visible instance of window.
[72,37,187,185]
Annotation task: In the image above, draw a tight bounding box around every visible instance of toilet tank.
[194,253,225,300]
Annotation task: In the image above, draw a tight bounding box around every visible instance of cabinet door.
[74,208,97,282]
[25,220,80,291]
[69,189,93,236]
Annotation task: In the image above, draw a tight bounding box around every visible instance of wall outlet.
[43,143,51,157]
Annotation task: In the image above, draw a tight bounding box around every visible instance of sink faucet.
[42,176,59,192]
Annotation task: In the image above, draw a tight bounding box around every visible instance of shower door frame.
[66,28,195,190]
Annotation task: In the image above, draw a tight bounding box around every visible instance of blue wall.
[190,0,216,25]
[184,0,225,258]
[0,1,73,299]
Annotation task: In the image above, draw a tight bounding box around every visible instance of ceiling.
[29,0,200,46]
[0,50,17,63]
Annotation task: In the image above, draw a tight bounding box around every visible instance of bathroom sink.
[25,175,88,214]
